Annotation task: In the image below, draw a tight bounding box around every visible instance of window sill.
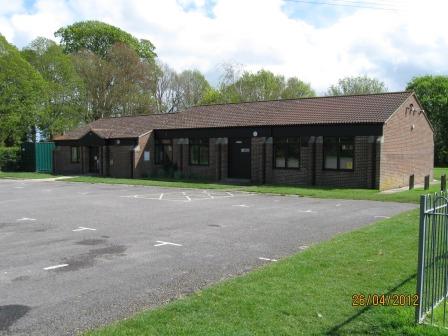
[322,168,354,172]
[273,167,302,170]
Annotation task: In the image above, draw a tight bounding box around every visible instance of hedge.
[0,147,21,171]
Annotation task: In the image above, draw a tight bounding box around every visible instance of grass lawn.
[68,167,448,204]
[85,210,447,336]
[0,171,56,179]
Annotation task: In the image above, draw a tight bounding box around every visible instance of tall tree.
[55,21,156,61]
[205,65,315,104]
[407,75,448,165]
[154,64,211,113]
[327,76,387,96]
[22,37,86,139]
[0,34,46,146]
[72,43,156,120]
[281,77,315,99]
[176,70,211,109]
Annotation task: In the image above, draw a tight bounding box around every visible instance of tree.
[407,75,448,165]
[154,64,211,113]
[72,42,156,120]
[176,70,211,109]
[22,37,86,139]
[205,65,315,104]
[0,34,47,146]
[281,77,315,99]
[327,76,387,96]
[55,21,156,61]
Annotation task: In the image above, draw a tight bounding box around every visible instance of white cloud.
[0,0,447,92]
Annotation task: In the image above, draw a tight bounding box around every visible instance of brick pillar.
[251,137,265,184]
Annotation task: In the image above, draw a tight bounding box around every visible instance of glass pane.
[324,137,338,169]
[274,137,287,144]
[190,145,199,164]
[340,157,353,170]
[287,137,299,144]
[287,144,300,168]
[275,145,286,168]
[325,156,338,169]
[199,145,209,165]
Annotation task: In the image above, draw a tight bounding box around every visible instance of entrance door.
[228,138,251,179]
[89,146,100,174]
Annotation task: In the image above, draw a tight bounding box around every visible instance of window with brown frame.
[323,137,354,170]
[155,139,173,164]
[273,137,300,169]
[189,139,209,166]
[71,147,80,163]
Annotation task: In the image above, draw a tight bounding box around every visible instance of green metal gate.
[21,142,55,173]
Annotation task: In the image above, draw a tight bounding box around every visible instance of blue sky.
[1,0,446,93]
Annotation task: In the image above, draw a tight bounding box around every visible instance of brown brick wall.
[262,136,378,188]
[379,96,434,190]
[109,145,133,178]
[53,146,82,174]
[133,133,152,178]
[315,136,375,189]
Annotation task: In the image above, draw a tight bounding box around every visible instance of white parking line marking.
[374,216,391,219]
[159,193,164,200]
[17,217,36,221]
[44,264,68,270]
[72,226,97,232]
[336,204,341,207]
[232,204,249,207]
[14,186,24,189]
[297,209,313,213]
[154,240,182,247]
[259,257,278,262]
[299,245,309,250]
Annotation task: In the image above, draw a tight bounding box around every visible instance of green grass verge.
[0,171,56,179]
[67,167,448,204]
[85,210,447,336]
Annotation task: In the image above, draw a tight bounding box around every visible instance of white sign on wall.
[144,151,150,161]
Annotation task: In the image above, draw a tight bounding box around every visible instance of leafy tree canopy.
[204,66,315,104]
[407,75,448,164]
[55,21,156,61]
[327,75,387,96]
[0,34,47,146]
[22,37,86,139]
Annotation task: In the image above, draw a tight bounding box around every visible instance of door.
[89,146,100,174]
[228,138,251,179]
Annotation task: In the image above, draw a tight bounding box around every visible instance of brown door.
[88,146,100,174]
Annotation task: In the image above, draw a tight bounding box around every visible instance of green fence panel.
[21,142,55,173]
[35,142,55,172]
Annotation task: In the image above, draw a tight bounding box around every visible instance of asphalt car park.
[0,179,416,336]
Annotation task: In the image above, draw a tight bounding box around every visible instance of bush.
[0,147,21,171]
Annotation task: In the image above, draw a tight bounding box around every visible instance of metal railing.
[416,191,448,326]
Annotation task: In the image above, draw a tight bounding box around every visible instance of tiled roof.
[54,91,413,140]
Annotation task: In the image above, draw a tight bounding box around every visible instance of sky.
[0,0,447,94]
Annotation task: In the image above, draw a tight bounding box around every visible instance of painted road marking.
[72,227,97,232]
[374,216,391,219]
[232,204,249,208]
[336,204,341,207]
[14,186,24,189]
[43,264,69,270]
[154,240,182,247]
[259,257,278,262]
[17,217,36,221]
[297,209,313,213]
[299,245,309,250]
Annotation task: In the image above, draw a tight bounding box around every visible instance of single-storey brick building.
[53,91,434,190]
